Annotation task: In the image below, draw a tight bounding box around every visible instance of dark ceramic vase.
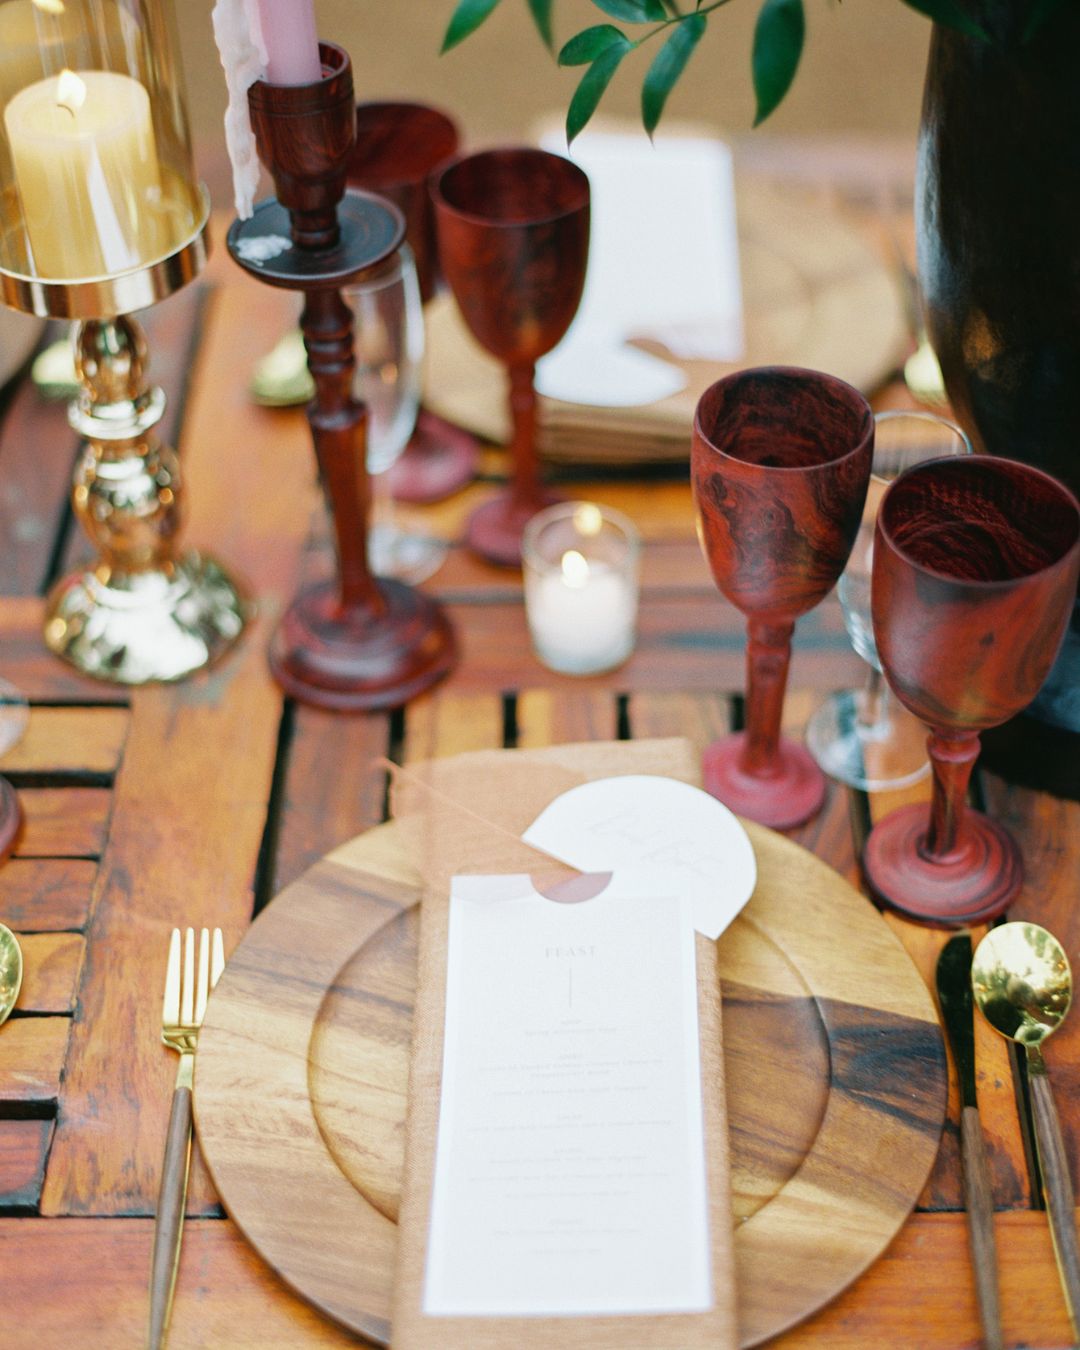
[917,0,1080,763]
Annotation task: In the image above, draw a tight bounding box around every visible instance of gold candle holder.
[0,0,244,684]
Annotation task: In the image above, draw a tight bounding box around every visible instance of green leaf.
[899,0,989,41]
[527,0,555,50]
[641,14,705,136]
[589,0,666,25]
[442,0,503,52]
[559,24,630,66]
[567,42,631,144]
[752,0,804,127]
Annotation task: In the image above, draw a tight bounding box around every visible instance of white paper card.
[535,130,744,409]
[523,776,757,941]
[424,873,712,1317]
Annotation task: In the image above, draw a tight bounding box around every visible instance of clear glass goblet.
[805,410,971,791]
[345,245,447,586]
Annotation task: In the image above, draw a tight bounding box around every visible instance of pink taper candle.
[257,0,322,85]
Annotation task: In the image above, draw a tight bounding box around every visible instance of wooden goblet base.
[0,777,21,861]
[862,802,1023,925]
[702,732,826,831]
[269,578,456,712]
[388,411,479,504]
[466,488,563,568]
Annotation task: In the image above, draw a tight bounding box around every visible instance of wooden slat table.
[0,201,1077,1350]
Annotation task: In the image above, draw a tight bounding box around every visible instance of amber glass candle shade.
[863,456,1080,924]
[692,367,873,830]
[0,0,203,288]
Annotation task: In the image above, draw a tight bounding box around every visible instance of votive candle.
[523,502,640,676]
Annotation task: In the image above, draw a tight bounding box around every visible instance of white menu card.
[423,873,712,1317]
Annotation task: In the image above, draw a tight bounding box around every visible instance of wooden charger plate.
[196,818,946,1347]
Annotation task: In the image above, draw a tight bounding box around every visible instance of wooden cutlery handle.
[959,1105,1004,1350]
[1030,1071,1080,1340]
[149,1080,194,1350]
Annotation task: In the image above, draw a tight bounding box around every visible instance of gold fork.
[150,927,225,1349]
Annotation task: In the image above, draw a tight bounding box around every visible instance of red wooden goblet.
[692,367,874,829]
[432,148,590,566]
[348,101,478,505]
[863,457,1080,924]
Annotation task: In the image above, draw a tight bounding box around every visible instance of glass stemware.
[432,147,590,567]
[863,456,1080,924]
[692,367,874,830]
[345,246,447,587]
[805,410,971,791]
[347,100,478,505]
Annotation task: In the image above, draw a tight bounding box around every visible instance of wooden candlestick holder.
[227,42,456,710]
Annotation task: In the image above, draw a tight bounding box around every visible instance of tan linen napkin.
[390,738,737,1350]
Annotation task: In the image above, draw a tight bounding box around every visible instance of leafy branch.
[440,0,1029,146]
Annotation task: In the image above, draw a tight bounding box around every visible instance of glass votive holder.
[522,502,640,676]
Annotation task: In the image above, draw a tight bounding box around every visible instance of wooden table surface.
[0,196,1078,1349]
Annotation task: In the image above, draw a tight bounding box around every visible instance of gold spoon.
[0,922,23,1026]
[972,921,1080,1337]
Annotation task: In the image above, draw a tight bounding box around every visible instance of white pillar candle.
[4,68,166,279]
[523,503,640,676]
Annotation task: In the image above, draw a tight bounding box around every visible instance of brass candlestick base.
[43,314,245,684]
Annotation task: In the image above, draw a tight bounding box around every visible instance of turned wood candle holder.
[227,42,456,710]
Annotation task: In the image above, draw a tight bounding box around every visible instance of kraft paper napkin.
[390,738,738,1350]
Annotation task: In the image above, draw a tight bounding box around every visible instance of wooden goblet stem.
[300,288,382,616]
[922,729,981,862]
[741,618,795,777]
[508,362,540,508]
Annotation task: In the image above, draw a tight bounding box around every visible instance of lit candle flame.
[56,69,87,116]
[561,550,590,589]
[572,503,603,537]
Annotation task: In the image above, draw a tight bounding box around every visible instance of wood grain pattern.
[432,148,589,564]
[960,1105,1005,1350]
[0,1120,52,1208]
[0,1211,1070,1348]
[195,745,946,1348]
[865,457,1080,924]
[0,707,129,777]
[692,368,872,829]
[1029,1070,1080,1337]
[347,102,459,303]
[0,859,97,932]
[0,1018,69,1105]
[13,789,111,858]
[14,933,84,1013]
[37,231,315,1219]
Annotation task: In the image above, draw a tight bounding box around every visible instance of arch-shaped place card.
[522,775,757,940]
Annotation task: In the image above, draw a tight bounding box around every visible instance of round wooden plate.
[196,818,946,1347]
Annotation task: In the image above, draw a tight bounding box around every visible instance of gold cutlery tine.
[194,929,210,1026]
[211,928,225,989]
[150,924,226,1350]
[180,928,194,1027]
[161,929,181,1029]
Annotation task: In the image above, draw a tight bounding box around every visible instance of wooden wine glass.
[348,101,477,504]
[692,367,874,829]
[432,148,590,566]
[863,456,1080,924]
